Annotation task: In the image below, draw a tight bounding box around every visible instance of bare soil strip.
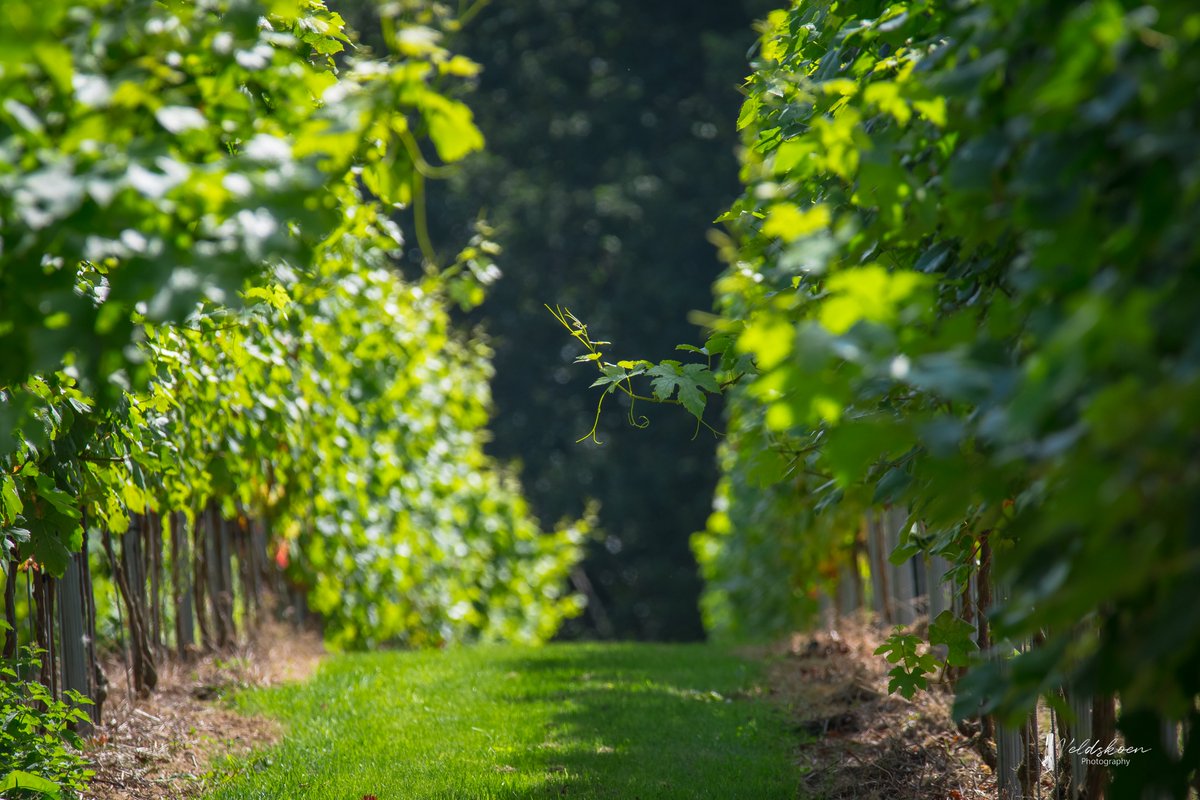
[85,622,324,800]
[763,618,994,800]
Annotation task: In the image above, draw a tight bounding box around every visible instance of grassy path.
[206,643,797,799]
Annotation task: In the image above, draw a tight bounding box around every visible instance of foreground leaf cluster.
[683,1,1200,792]
[0,649,93,799]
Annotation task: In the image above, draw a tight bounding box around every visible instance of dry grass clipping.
[84,621,324,800]
[763,616,995,800]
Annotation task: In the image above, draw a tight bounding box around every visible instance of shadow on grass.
[487,644,797,800]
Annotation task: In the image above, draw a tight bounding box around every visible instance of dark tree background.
[352,0,774,639]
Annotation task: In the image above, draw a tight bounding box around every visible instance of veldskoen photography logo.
[1043,735,1153,769]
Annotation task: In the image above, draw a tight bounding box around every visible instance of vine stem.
[2,558,17,662]
[397,128,457,180]
[412,169,439,269]
[456,0,489,28]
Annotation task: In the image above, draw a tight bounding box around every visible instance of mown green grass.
[206,643,797,799]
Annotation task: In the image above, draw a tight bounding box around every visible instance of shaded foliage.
[685,1,1200,796]
[422,0,777,639]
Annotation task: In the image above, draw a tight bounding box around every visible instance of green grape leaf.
[646,362,719,419]
[1,473,22,522]
[589,364,630,393]
[422,95,484,163]
[886,665,928,700]
[0,770,61,797]
[872,466,911,505]
[32,474,80,520]
[929,610,979,667]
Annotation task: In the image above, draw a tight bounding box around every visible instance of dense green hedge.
[0,0,583,659]
[688,1,1199,794]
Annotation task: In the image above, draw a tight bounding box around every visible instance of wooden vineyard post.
[204,504,223,648]
[926,554,952,620]
[865,511,892,622]
[246,515,267,629]
[193,509,213,652]
[993,581,1022,800]
[81,529,105,722]
[885,507,916,626]
[835,552,861,618]
[171,511,195,659]
[1023,710,1042,797]
[147,511,164,656]
[217,511,236,644]
[1087,694,1115,799]
[977,532,994,745]
[926,553,951,662]
[32,569,58,698]
[996,717,1023,800]
[204,503,236,649]
[57,549,98,732]
[1064,686,1093,799]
